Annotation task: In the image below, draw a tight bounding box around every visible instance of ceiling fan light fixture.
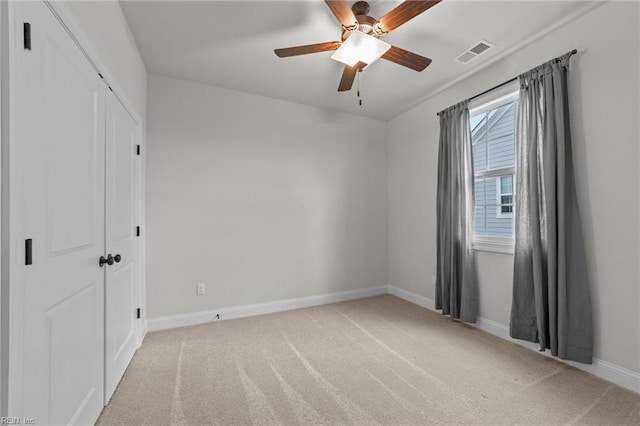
[331,31,390,68]
[358,23,373,34]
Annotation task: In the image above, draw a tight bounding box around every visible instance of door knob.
[114,254,121,263]
[99,254,115,267]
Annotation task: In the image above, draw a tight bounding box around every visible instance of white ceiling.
[121,0,590,120]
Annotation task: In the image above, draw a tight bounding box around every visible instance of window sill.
[473,237,515,254]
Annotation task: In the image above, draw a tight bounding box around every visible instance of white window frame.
[469,83,519,254]
[496,175,514,219]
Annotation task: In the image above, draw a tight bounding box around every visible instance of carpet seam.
[565,384,614,425]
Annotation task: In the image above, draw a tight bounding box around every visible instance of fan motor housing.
[341,1,381,41]
[352,1,370,15]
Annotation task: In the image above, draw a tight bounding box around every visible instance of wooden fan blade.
[325,0,358,28]
[338,62,366,92]
[382,45,432,71]
[274,41,342,58]
[378,0,441,34]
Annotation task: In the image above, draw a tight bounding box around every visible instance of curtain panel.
[510,53,593,363]
[436,101,478,323]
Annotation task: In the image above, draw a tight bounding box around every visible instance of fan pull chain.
[357,69,362,106]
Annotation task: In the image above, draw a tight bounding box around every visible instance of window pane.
[474,178,486,236]
[476,176,496,237]
[470,114,484,130]
[487,103,516,170]
[474,174,514,237]
[471,113,487,172]
[474,178,485,206]
[487,210,513,237]
[500,175,512,194]
[473,139,487,172]
[470,97,518,241]
[474,204,486,236]
[485,176,497,205]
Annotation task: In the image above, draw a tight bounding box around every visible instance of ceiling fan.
[274,0,441,92]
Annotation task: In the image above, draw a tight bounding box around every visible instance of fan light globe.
[331,31,391,68]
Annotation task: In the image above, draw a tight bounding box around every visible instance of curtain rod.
[436,49,577,116]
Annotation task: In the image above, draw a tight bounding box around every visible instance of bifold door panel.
[105,92,139,403]
[15,2,140,424]
[17,2,106,424]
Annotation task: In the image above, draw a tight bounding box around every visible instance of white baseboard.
[140,322,148,346]
[387,285,640,394]
[146,286,388,332]
[386,285,435,310]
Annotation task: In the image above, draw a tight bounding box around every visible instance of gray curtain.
[436,101,478,323]
[510,53,593,363]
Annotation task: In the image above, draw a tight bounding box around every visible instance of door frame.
[0,0,146,417]
[0,0,14,418]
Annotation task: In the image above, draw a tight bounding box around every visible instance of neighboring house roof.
[471,103,515,142]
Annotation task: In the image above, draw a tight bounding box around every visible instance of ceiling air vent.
[455,40,496,64]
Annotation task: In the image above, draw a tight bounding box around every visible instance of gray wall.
[387,1,640,373]
[146,75,388,318]
[142,1,639,377]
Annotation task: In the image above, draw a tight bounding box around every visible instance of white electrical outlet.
[196,282,206,295]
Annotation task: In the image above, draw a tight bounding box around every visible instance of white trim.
[475,166,516,180]
[387,285,640,394]
[473,237,515,254]
[6,0,24,416]
[386,285,435,310]
[138,124,147,346]
[147,286,388,332]
[470,86,519,116]
[0,0,9,417]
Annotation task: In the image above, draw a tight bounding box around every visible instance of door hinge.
[23,23,31,50]
[136,226,140,237]
[25,239,33,265]
[136,145,141,156]
[136,308,141,319]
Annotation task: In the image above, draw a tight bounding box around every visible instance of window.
[496,175,513,218]
[470,84,518,253]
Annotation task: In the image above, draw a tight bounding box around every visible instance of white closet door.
[17,2,106,424]
[104,92,139,402]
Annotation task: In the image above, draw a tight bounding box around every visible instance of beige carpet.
[97,295,640,425]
